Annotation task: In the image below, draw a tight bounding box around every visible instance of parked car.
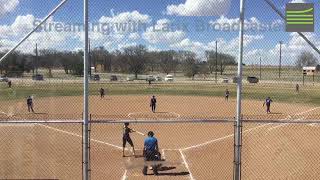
[91,74,100,81]
[146,75,156,82]
[155,76,162,81]
[126,76,135,81]
[0,76,8,82]
[110,75,118,81]
[247,76,259,83]
[32,74,44,81]
[164,74,174,82]
[222,77,229,83]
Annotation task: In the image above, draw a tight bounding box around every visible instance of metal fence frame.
[1,0,320,179]
[1,118,320,179]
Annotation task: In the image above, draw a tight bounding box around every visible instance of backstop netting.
[1,0,320,179]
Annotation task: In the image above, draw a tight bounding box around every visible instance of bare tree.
[112,50,128,73]
[145,51,160,73]
[199,61,210,79]
[91,47,113,72]
[57,51,83,75]
[38,49,60,78]
[0,51,32,77]
[206,50,236,74]
[123,45,148,79]
[205,50,216,74]
[183,54,199,80]
[295,51,319,68]
[158,50,179,75]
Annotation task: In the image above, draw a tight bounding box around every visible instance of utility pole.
[259,56,262,80]
[215,40,218,83]
[279,41,282,78]
[220,53,223,75]
[35,43,39,75]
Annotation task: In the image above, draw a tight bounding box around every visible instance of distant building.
[303,66,320,75]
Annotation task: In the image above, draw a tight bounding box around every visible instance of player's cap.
[124,122,129,126]
[148,131,154,137]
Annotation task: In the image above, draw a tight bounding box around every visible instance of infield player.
[225,89,230,101]
[99,88,105,99]
[27,96,34,113]
[263,97,273,114]
[122,122,136,157]
[150,95,157,113]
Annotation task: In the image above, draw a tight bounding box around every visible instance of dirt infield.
[0,95,320,179]
[0,95,317,120]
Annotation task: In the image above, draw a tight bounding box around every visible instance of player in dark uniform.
[8,81,12,88]
[122,123,135,157]
[143,131,161,176]
[27,96,34,113]
[296,84,299,93]
[99,88,105,99]
[150,95,157,113]
[225,89,230,101]
[263,97,273,114]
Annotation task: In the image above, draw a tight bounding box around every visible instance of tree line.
[0,44,237,78]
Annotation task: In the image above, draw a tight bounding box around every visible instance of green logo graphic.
[286,3,314,32]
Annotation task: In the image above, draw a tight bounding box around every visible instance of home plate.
[124,150,189,178]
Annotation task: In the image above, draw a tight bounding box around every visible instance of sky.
[0,0,320,65]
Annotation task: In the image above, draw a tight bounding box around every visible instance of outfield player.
[99,88,105,99]
[150,95,157,113]
[27,96,34,113]
[143,131,161,176]
[225,89,230,101]
[263,97,273,114]
[122,123,135,157]
[296,84,299,93]
[8,81,12,88]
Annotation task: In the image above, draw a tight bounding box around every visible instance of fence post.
[88,114,92,179]
[234,0,246,179]
[82,0,90,179]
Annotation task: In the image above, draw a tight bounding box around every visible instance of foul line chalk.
[36,123,122,150]
[179,149,195,180]
[182,107,320,151]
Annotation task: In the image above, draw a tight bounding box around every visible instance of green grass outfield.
[1,82,320,106]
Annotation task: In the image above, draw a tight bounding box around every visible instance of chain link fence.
[1,0,320,179]
[0,122,82,179]
[242,121,320,180]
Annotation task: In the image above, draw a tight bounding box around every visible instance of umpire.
[143,131,161,176]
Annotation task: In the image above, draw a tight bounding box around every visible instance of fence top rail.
[90,119,235,124]
[0,119,320,124]
[91,119,320,124]
[0,120,83,124]
[242,119,320,124]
